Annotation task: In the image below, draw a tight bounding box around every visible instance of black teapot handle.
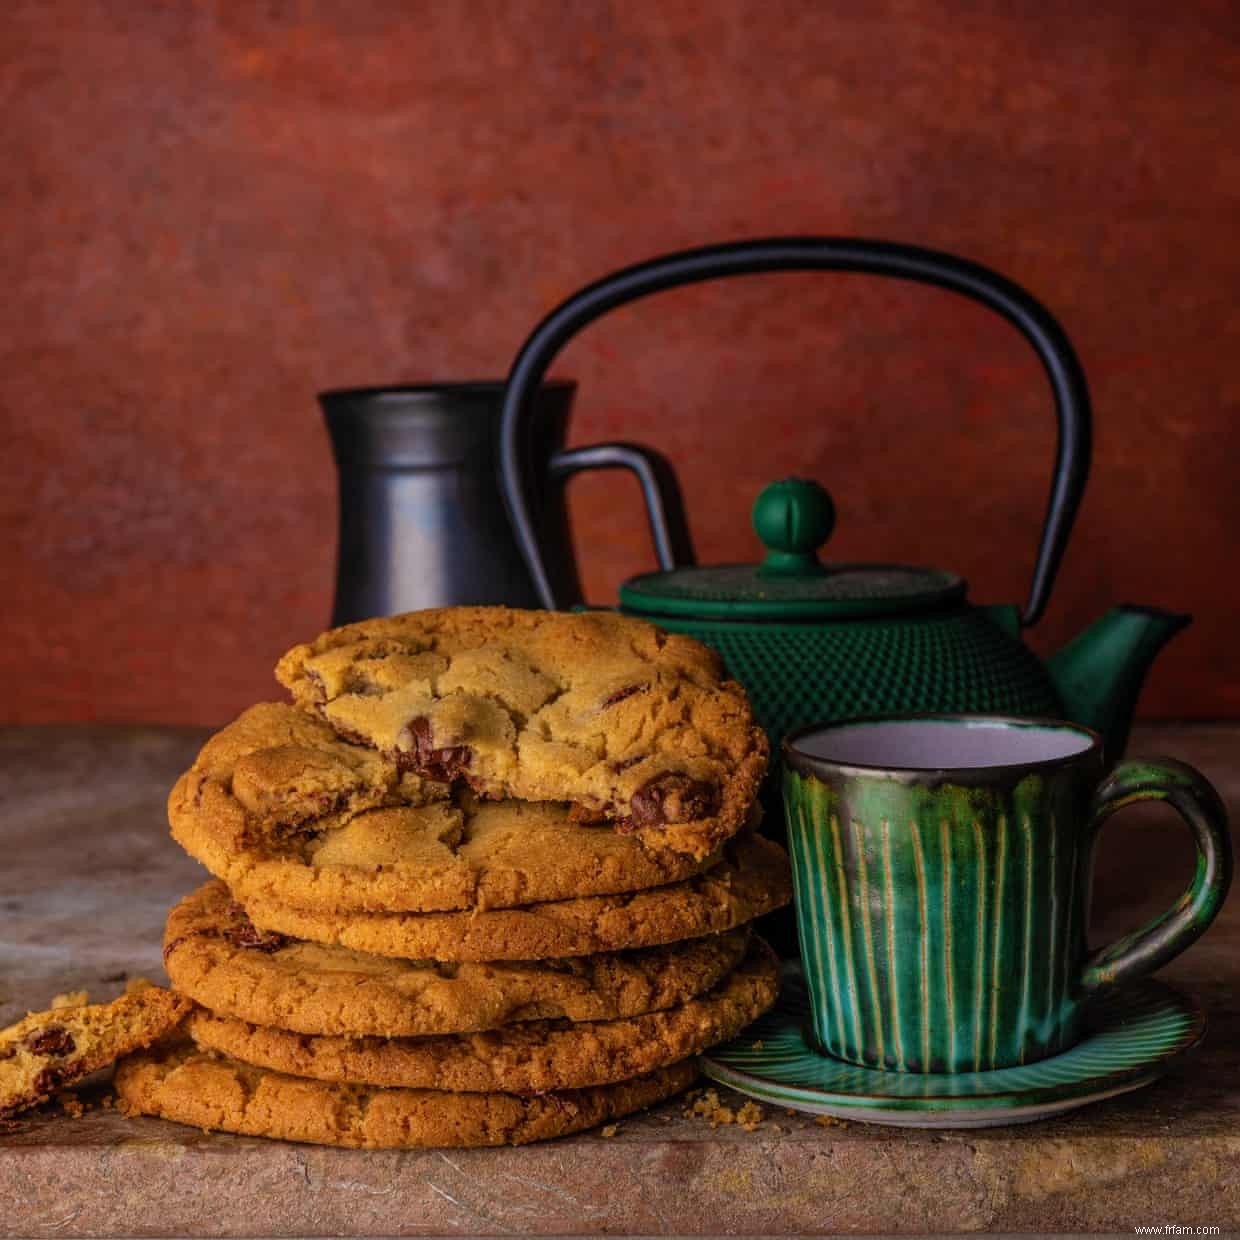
[499,237,1091,626]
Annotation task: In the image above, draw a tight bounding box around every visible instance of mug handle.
[1079,758,1233,995]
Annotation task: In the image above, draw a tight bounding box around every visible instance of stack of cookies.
[118,608,792,1149]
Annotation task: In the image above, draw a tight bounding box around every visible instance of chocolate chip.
[25,1027,75,1057]
[567,803,609,826]
[222,903,291,954]
[628,773,720,829]
[399,717,472,783]
[32,1062,79,1096]
[601,684,647,708]
[226,924,290,954]
[161,935,191,963]
[225,924,290,954]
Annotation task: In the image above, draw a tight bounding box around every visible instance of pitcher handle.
[546,441,695,574]
[1079,758,1232,996]
[499,237,1091,619]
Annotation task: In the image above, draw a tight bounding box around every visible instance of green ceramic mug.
[782,715,1232,1073]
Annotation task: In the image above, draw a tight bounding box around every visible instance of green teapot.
[498,238,1188,763]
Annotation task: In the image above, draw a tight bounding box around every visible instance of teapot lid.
[619,477,966,621]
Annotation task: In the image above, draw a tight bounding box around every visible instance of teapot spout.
[1047,605,1191,760]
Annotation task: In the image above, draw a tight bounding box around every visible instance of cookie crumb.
[125,977,156,995]
[751,1040,764,1050]
[736,1101,764,1132]
[684,1088,740,1128]
[600,1123,619,1138]
[58,1092,85,1118]
[815,1114,849,1128]
[50,990,89,1010]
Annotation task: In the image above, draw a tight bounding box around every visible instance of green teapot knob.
[753,477,835,577]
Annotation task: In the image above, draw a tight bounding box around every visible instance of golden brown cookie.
[242,833,792,962]
[1,988,189,1116]
[114,1043,697,1148]
[275,607,768,861]
[164,881,751,1036]
[186,938,778,1093]
[170,703,717,913]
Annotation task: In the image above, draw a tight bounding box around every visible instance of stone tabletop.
[2,723,1239,1237]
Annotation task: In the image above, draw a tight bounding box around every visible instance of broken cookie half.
[0,987,190,1117]
[274,607,768,861]
[169,703,724,915]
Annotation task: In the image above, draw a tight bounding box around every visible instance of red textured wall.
[3,1,1238,725]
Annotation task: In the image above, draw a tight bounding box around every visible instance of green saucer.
[701,966,1204,1128]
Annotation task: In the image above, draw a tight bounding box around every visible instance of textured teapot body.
[497,238,1188,763]
[618,603,1062,763]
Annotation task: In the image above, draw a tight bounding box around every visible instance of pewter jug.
[323,382,689,624]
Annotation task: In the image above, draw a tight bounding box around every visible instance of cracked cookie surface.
[115,1043,697,1148]
[1,988,189,1116]
[240,833,792,962]
[275,607,768,861]
[186,937,778,1093]
[164,881,751,1037]
[170,703,718,913]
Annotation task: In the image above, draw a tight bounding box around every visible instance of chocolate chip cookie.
[275,608,768,861]
[186,937,778,1093]
[240,833,792,962]
[115,1044,697,1148]
[171,703,719,913]
[1,988,189,1116]
[164,881,751,1036]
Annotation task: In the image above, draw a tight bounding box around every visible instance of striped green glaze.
[785,763,1089,1071]
[701,966,1204,1127]
[783,717,1232,1075]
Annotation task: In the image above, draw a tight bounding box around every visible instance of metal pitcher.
[322,381,690,624]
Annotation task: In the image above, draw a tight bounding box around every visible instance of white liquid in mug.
[796,718,1094,771]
